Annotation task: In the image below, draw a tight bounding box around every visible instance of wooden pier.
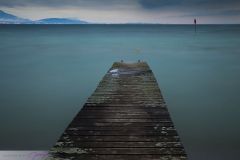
[47,62,187,160]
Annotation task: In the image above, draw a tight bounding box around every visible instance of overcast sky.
[0,0,240,24]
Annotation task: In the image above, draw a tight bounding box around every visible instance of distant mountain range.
[0,10,88,24]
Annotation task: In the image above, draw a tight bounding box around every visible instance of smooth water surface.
[0,24,240,159]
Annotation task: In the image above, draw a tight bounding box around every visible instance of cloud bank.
[0,0,239,23]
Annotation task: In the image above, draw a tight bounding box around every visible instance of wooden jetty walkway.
[47,61,187,160]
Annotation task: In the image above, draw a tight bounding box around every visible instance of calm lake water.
[0,24,240,159]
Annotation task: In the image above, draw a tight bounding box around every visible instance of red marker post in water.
[194,19,197,32]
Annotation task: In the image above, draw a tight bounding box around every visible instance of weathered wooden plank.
[64,129,178,136]
[59,135,181,142]
[67,125,174,130]
[66,126,174,131]
[71,119,172,123]
[77,112,170,116]
[54,141,183,148]
[73,118,171,122]
[81,105,166,109]
[48,154,187,160]
[50,147,186,155]
[69,122,174,128]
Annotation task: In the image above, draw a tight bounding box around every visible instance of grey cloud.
[0,0,132,7]
[138,0,182,9]
[138,0,240,19]
[138,0,240,9]
[220,9,240,16]
[177,9,240,18]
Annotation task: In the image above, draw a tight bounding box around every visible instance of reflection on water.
[0,24,240,159]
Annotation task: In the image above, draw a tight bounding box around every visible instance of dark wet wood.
[47,62,187,160]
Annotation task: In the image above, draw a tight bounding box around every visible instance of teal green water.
[0,24,240,159]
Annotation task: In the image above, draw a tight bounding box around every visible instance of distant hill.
[0,10,32,24]
[0,10,88,24]
[36,18,88,24]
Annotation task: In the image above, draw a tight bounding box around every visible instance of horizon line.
[1,23,240,25]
